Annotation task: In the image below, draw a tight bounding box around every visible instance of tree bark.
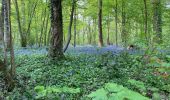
[13,0,24,47]
[98,0,104,47]
[44,16,49,46]
[3,0,10,48]
[39,8,47,47]
[0,11,3,42]
[115,0,118,46]
[48,0,64,59]
[2,0,15,91]
[143,0,148,44]
[107,15,110,45]
[63,0,75,52]
[152,0,162,44]
[73,3,77,47]
[88,20,92,44]
[121,0,127,47]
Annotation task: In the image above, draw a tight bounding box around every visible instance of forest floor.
[0,45,170,99]
[14,45,124,55]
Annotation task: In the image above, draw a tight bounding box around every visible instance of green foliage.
[162,85,170,92]
[128,79,147,94]
[88,83,149,100]
[152,93,161,100]
[34,86,80,99]
[1,49,169,99]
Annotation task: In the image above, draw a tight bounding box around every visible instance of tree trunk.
[88,20,92,44]
[143,0,148,44]
[73,3,77,47]
[0,12,3,41]
[98,0,104,47]
[2,0,15,91]
[26,2,38,46]
[107,15,110,45]
[115,0,118,46]
[48,0,64,59]
[152,0,162,44]
[13,0,25,47]
[3,0,10,48]
[63,0,75,52]
[20,0,27,47]
[44,16,49,46]
[94,19,97,45]
[121,0,127,47]
[39,8,47,47]
[83,27,85,44]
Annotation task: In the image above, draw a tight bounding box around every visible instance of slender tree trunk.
[39,8,47,47]
[73,3,77,47]
[98,0,103,47]
[152,0,162,44]
[35,15,38,46]
[115,0,118,46]
[47,26,51,45]
[26,2,38,43]
[48,0,64,59]
[94,19,97,45]
[2,0,15,91]
[107,15,110,45]
[3,0,10,48]
[44,16,49,46]
[83,27,85,44]
[20,0,27,47]
[88,20,92,44]
[82,17,85,44]
[143,0,148,44]
[77,30,80,45]
[63,0,75,52]
[121,0,127,47]
[13,0,24,47]
[0,7,3,42]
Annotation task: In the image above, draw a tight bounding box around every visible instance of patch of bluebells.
[13,45,139,56]
[65,45,124,55]
[14,47,47,56]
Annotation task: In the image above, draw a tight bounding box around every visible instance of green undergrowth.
[0,52,169,99]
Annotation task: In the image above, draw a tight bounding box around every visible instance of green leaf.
[128,79,146,92]
[87,88,108,100]
[34,86,45,93]
[62,86,80,93]
[105,83,124,93]
[88,83,149,100]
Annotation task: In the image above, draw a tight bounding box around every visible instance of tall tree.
[0,11,3,42]
[63,0,75,52]
[115,0,118,46]
[73,2,77,47]
[48,0,64,59]
[98,0,104,47]
[3,0,10,48]
[121,0,127,47]
[144,0,148,44]
[13,0,38,47]
[2,0,15,91]
[107,14,110,45]
[152,0,162,44]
